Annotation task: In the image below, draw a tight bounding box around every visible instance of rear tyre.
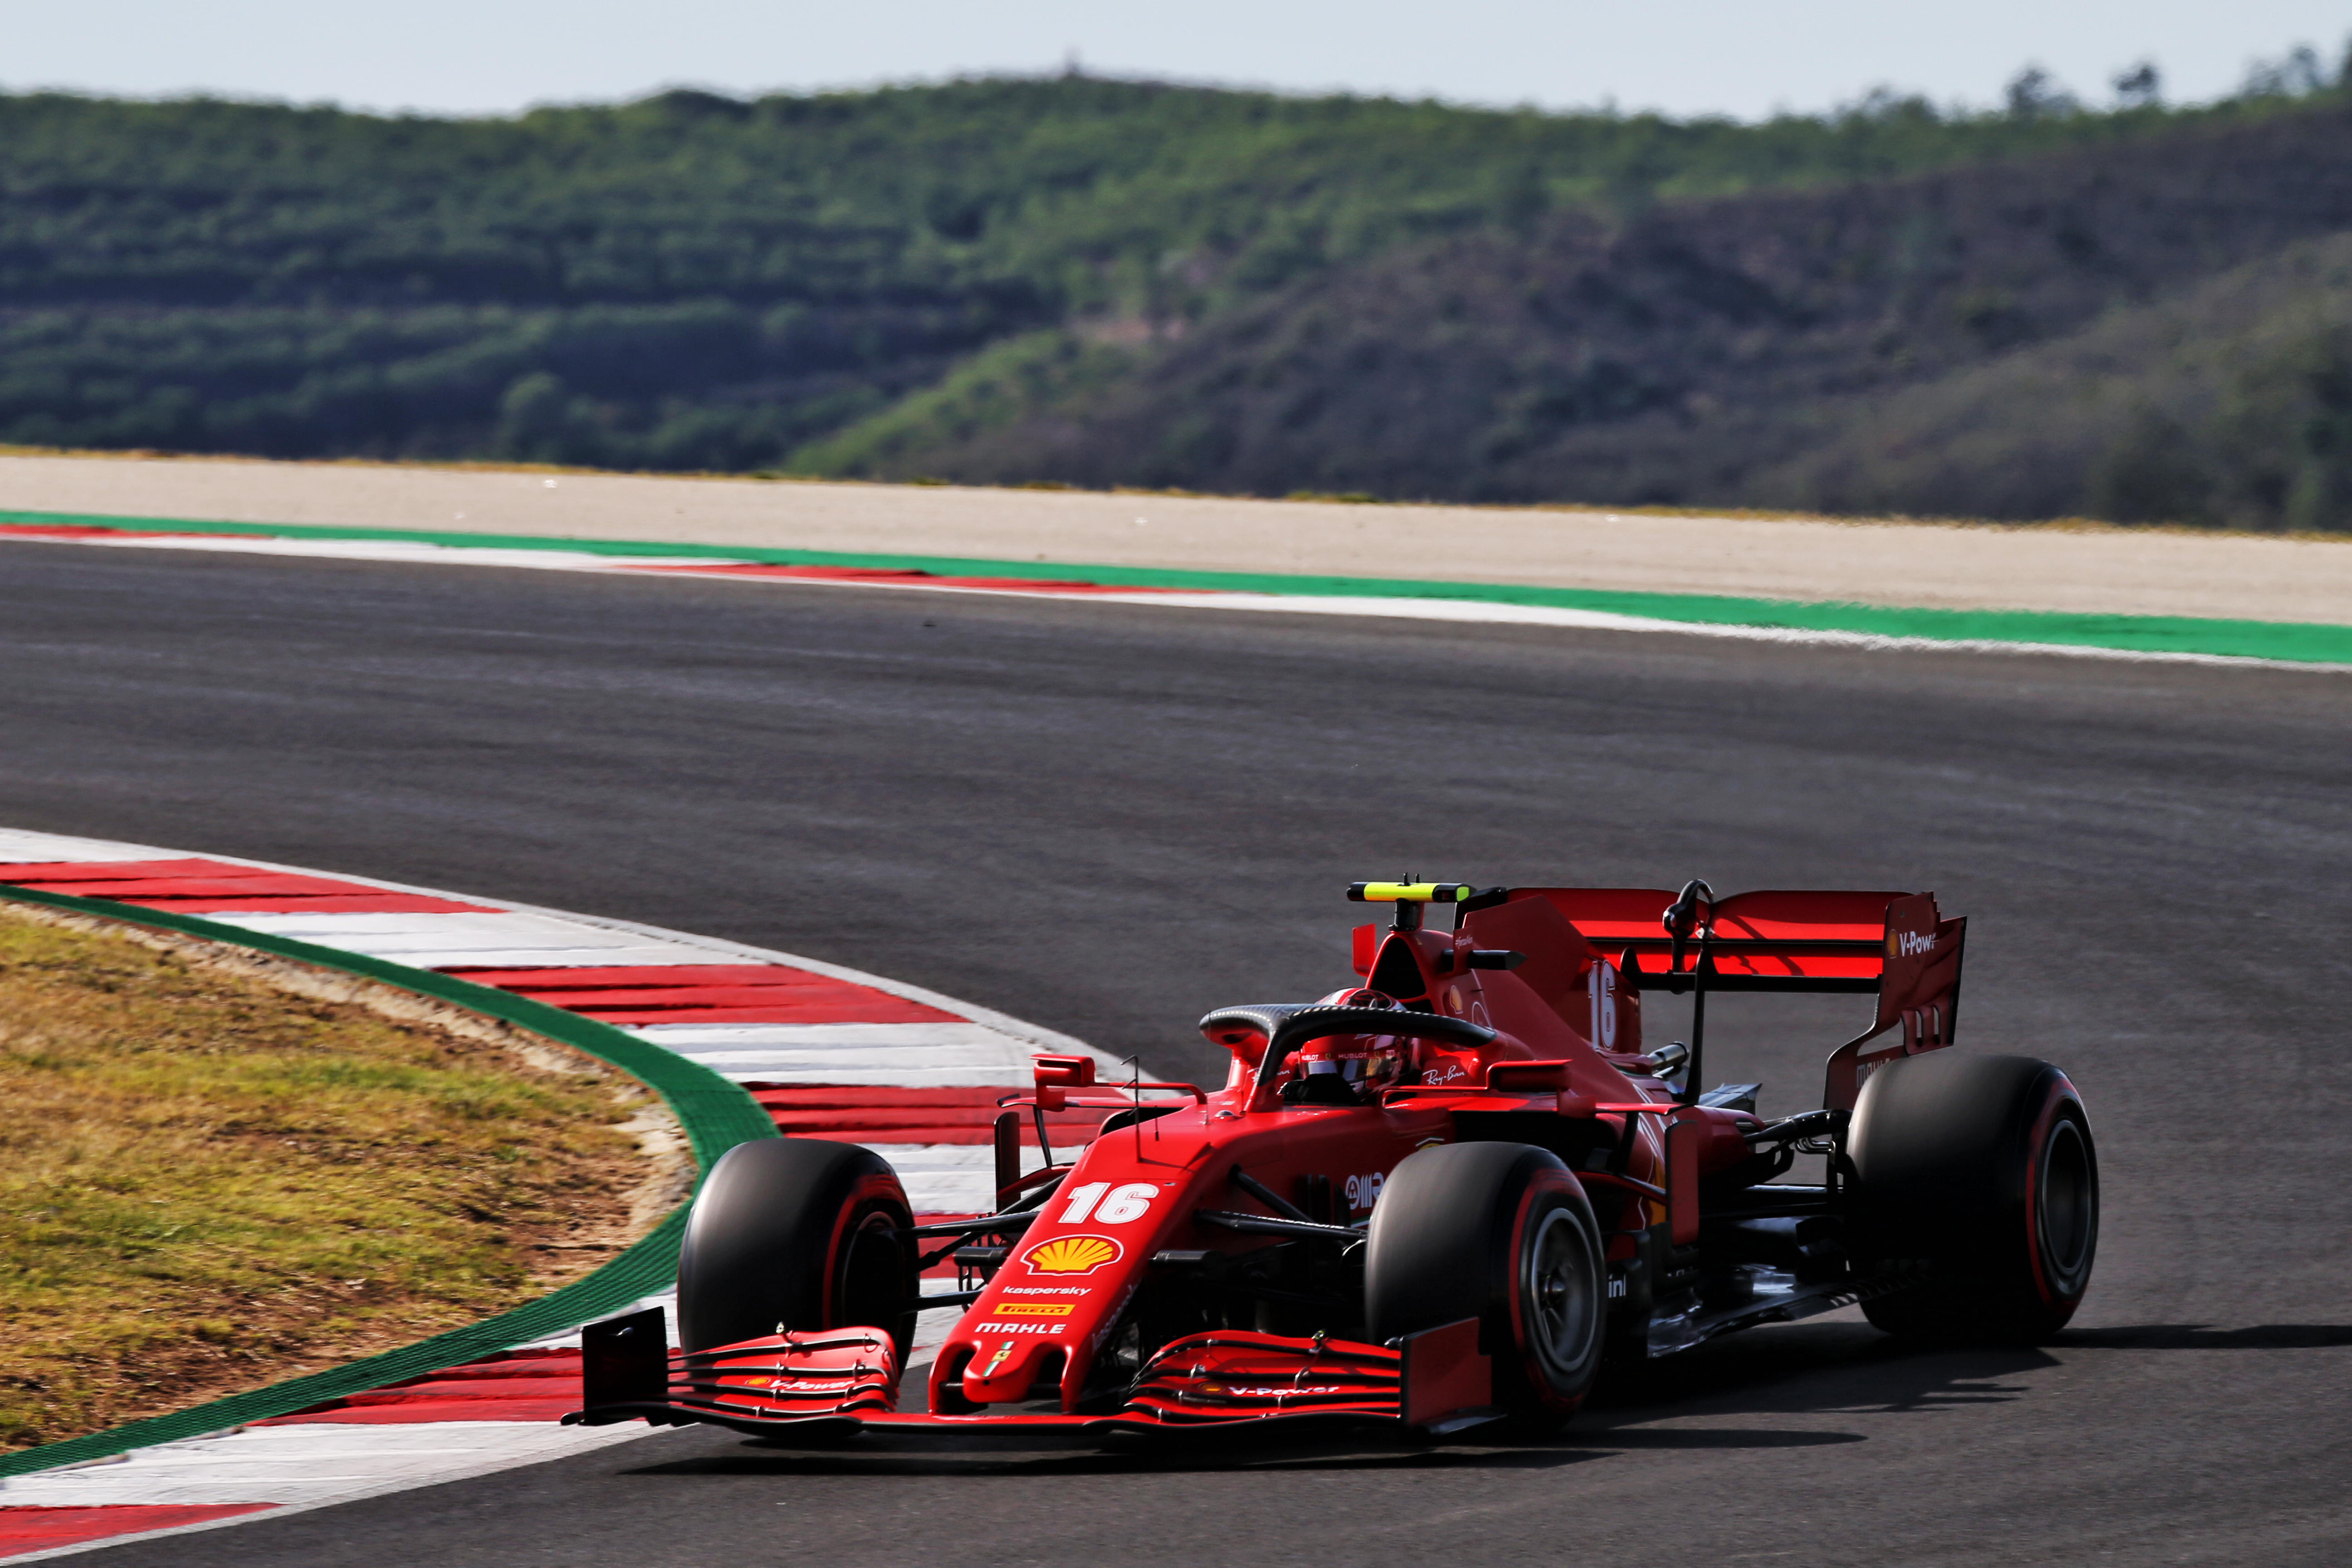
[1365,1142,1605,1434]
[676,1138,916,1362]
[1847,1052,2098,1344]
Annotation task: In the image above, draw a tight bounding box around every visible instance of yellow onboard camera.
[1345,882,1472,904]
[1347,880,1477,932]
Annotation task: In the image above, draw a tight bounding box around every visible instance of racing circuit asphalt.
[4,544,2349,1567]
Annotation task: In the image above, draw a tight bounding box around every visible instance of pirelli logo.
[993,1302,1076,1318]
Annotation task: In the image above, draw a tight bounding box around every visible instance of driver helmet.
[1299,987,1411,1092]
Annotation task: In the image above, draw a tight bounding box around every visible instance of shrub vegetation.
[3,67,2349,525]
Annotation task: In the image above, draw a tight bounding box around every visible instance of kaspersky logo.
[1889,930,1937,958]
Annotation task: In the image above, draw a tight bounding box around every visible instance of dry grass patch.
[0,906,657,1451]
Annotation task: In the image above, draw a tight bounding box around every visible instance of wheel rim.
[2037,1117,2096,1294]
[1520,1205,1599,1383]
[834,1208,906,1333]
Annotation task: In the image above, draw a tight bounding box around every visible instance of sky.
[0,0,2346,121]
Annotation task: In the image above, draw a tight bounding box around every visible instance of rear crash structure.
[568,879,2097,1441]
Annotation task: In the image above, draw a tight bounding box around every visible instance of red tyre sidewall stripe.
[1505,1166,1583,1413]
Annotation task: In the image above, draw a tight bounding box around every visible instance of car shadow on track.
[2055,1324,2352,1350]
[619,1320,2054,1479]
[620,1430,1860,1480]
[1579,1319,2053,1425]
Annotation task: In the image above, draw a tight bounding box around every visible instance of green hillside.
[1,75,2348,525]
[839,97,2352,529]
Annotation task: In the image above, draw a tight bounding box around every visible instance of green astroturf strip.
[0,884,776,1480]
[5,506,2349,666]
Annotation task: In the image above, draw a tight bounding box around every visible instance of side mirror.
[1033,1055,1096,1090]
[1485,1059,1573,1092]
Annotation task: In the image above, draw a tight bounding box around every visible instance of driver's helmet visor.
[1303,988,1409,1088]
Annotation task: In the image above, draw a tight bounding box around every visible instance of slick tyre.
[1365,1142,1605,1435]
[1847,1052,2097,1344]
[676,1138,916,1361]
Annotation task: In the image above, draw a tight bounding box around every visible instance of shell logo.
[1021,1234,1123,1276]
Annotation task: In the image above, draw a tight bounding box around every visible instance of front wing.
[562,1309,1500,1438]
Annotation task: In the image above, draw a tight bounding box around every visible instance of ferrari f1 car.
[567,879,2097,1440]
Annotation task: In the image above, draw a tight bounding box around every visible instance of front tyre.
[1365,1142,1605,1433]
[676,1138,916,1361]
[1848,1052,2098,1343]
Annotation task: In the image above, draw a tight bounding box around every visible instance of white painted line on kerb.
[632,1021,1073,1084]
[21,832,1105,1064]
[0,1423,656,1565]
[197,910,732,968]
[0,1422,646,1509]
[0,829,181,864]
[865,1143,1052,1214]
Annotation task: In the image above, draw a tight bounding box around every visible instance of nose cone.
[960,1337,1059,1404]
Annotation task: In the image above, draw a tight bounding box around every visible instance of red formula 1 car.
[568,879,2098,1441]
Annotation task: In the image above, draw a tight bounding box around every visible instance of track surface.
[5,545,2349,1566]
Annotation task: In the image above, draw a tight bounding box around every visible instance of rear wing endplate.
[1478,887,1965,1112]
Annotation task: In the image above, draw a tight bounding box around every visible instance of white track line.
[8,526,2341,671]
[1087,589,2352,671]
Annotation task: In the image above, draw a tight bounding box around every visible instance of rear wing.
[1470,886,1965,1112]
